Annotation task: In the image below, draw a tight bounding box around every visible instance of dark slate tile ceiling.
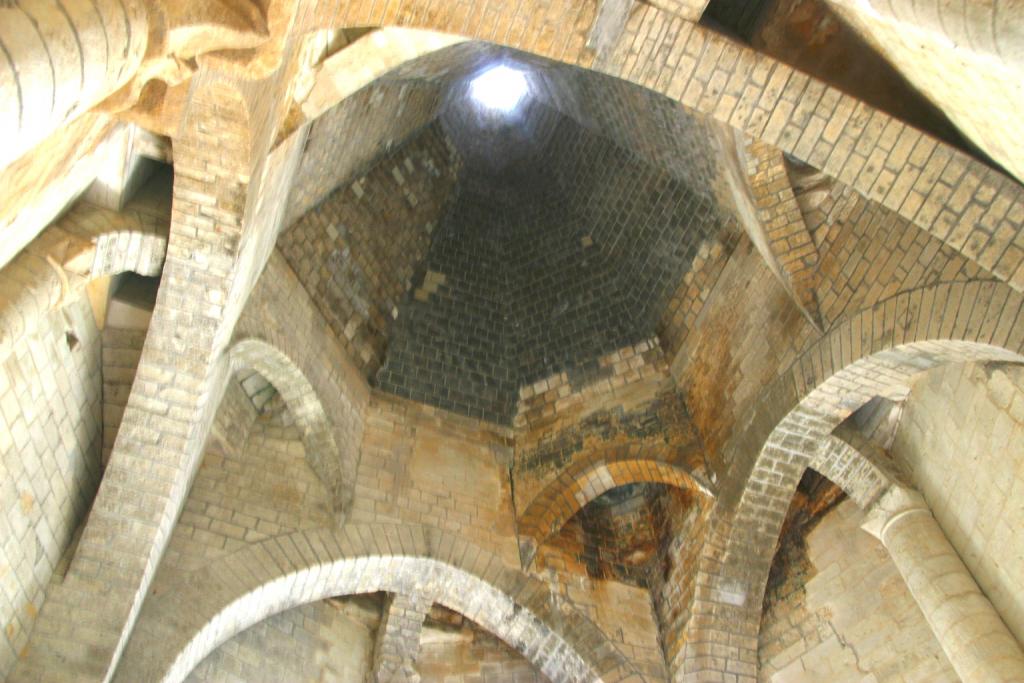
[284,41,738,424]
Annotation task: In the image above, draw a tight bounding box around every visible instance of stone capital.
[860,485,929,541]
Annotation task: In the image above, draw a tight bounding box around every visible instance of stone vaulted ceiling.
[5,0,1024,682]
[280,43,738,423]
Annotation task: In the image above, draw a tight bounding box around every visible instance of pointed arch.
[675,279,1024,678]
[517,450,713,567]
[115,525,648,683]
[228,337,350,514]
[287,2,1024,291]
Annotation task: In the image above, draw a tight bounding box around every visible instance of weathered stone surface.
[864,486,1024,681]
[3,2,1024,682]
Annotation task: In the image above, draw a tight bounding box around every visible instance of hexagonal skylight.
[469,64,529,112]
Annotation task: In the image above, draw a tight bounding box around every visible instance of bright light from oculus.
[469,65,529,112]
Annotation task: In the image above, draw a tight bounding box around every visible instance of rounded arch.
[676,279,1024,678]
[233,253,367,512]
[228,337,351,513]
[115,525,647,683]
[296,27,469,125]
[0,206,168,361]
[518,453,714,567]
[809,418,913,509]
[808,433,892,507]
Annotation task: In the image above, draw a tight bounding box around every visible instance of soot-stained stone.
[376,108,730,424]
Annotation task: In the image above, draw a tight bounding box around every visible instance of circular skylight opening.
[469,65,529,113]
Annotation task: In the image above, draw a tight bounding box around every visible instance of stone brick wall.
[305,1,1024,293]
[520,516,671,679]
[573,577,667,683]
[9,1,1024,680]
[209,372,261,463]
[163,245,662,680]
[374,176,521,422]
[0,149,167,682]
[529,528,670,681]
[101,328,147,465]
[743,140,823,326]
[11,74,282,682]
[523,457,707,681]
[0,295,102,680]
[673,168,991,482]
[758,499,955,682]
[187,598,375,683]
[567,484,667,586]
[810,177,992,329]
[575,579,668,681]
[141,308,671,682]
[512,340,703,521]
[892,361,1024,643]
[375,40,743,231]
[156,380,334,577]
[658,225,742,361]
[671,237,814,478]
[419,607,547,682]
[0,192,168,362]
[280,123,459,377]
[286,81,445,225]
[377,109,734,424]
[531,66,725,198]
[112,326,651,682]
[351,392,520,566]
[513,360,712,664]
[650,487,711,669]
[654,143,1017,676]
[346,381,689,681]
[499,127,643,385]
[673,274,1023,681]
[121,522,643,683]
[236,251,371,514]
[541,116,732,368]
[370,591,430,681]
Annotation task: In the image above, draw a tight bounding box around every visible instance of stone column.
[0,0,148,171]
[368,593,431,683]
[863,486,1024,682]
